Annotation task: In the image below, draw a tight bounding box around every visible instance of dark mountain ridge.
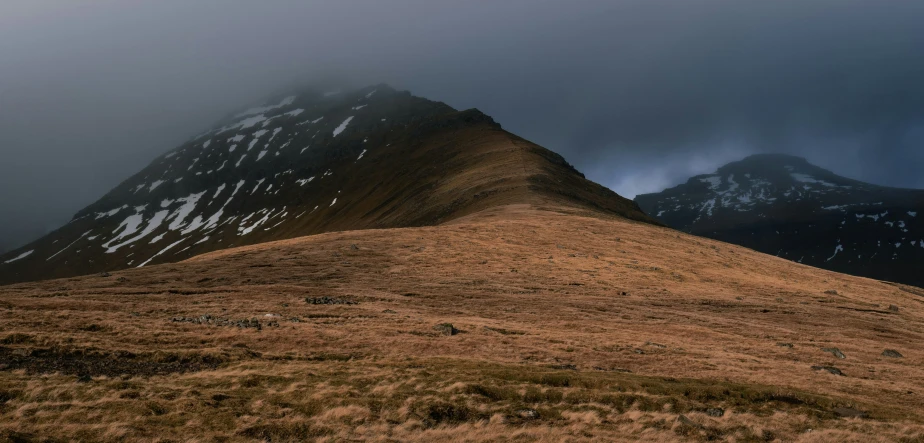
[636,153,924,286]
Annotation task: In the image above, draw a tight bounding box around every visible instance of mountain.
[2,92,922,441]
[0,84,653,284]
[635,154,924,286]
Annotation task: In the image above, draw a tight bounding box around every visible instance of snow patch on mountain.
[168,191,207,230]
[3,250,33,264]
[105,209,171,253]
[699,176,721,190]
[96,205,128,220]
[333,116,354,137]
[234,95,296,119]
[149,180,165,192]
[137,238,186,267]
[47,230,93,261]
[826,243,844,262]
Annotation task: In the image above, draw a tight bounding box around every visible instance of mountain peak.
[0,84,651,284]
[739,153,808,163]
[636,154,924,287]
[713,153,825,176]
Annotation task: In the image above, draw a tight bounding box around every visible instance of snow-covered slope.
[636,154,924,287]
[0,84,653,284]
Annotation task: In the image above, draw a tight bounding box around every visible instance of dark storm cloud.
[1,0,923,252]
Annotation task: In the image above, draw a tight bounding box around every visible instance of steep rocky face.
[636,154,924,287]
[0,85,653,284]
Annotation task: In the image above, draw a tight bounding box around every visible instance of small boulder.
[824,289,839,295]
[822,347,846,359]
[433,323,460,336]
[776,342,794,348]
[888,304,900,312]
[881,349,904,358]
[99,272,111,278]
[705,408,725,417]
[516,409,540,420]
[812,365,845,376]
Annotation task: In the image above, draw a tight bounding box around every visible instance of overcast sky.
[1,0,923,253]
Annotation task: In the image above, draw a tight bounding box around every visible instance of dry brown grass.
[1,204,923,442]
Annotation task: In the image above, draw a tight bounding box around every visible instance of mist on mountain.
[1,1,923,252]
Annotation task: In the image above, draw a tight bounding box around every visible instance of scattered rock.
[116,276,128,282]
[305,296,355,305]
[824,289,839,295]
[881,349,904,358]
[633,349,645,354]
[644,341,666,349]
[822,347,846,359]
[776,342,794,348]
[516,409,540,420]
[705,407,725,417]
[811,365,845,376]
[888,304,900,312]
[433,323,460,336]
[171,315,276,330]
[382,309,397,314]
[677,414,703,429]
[99,272,111,278]
[350,244,359,250]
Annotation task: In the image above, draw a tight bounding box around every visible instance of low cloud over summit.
[1,0,923,251]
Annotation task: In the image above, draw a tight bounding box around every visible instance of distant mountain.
[0,84,654,284]
[635,154,924,287]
